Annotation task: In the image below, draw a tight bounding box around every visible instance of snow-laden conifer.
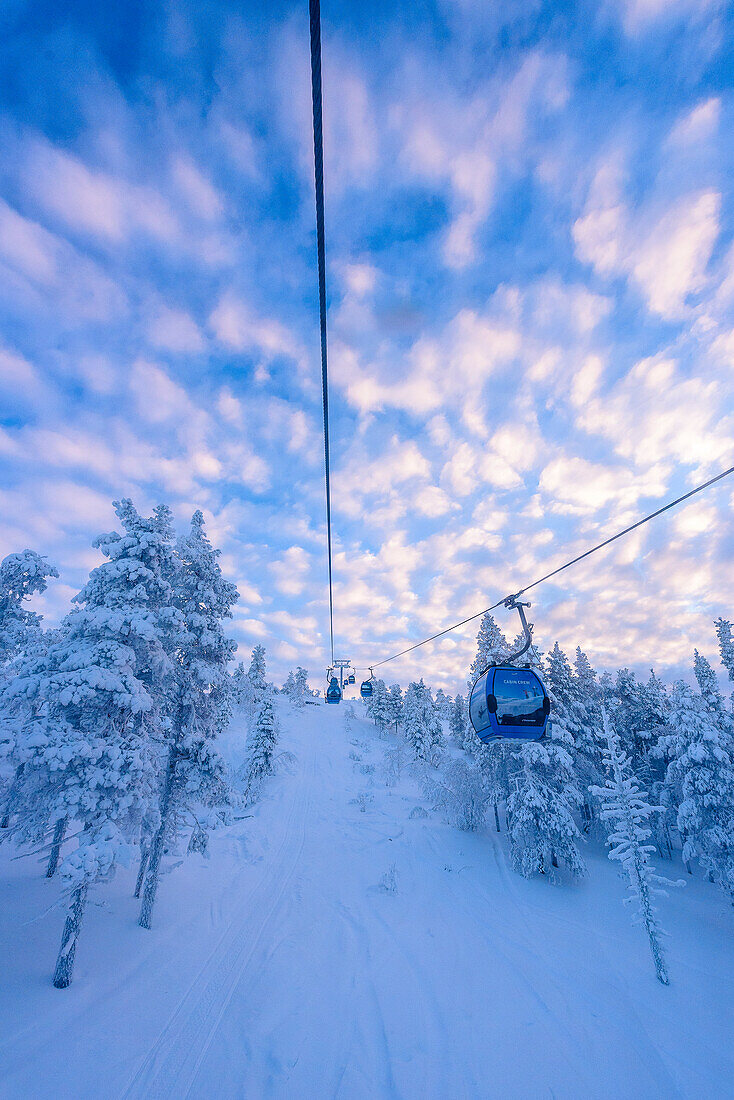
[231,661,247,702]
[0,551,59,828]
[507,733,585,880]
[240,691,278,803]
[434,689,452,720]
[639,670,675,859]
[467,613,508,691]
[387,683,403,732]
[693,650,728,727]
[715,618,734,684]
[572,647,605,831]
[403,679,443,761]
[449,694,468,746]
[369,679,392,734]
[659,680,734,902]
[592,709,676,985]
[547,643,598,830]
[0,550,58,667]
[138,510,238,930]
[248,645,267,695]
[2,500,178,986]
[502,640,584,878]
[574,647,600,729]
[611,668,655,770]
[0,549,58,665]
[467,617,512,824]
[234,644,269,729]
[641,670,669,741]
[291,667,310,707]
[546,643,587,745]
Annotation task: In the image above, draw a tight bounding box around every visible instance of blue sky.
[0,0,732,692]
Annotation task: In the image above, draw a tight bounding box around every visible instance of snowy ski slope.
[1,700,732,1099]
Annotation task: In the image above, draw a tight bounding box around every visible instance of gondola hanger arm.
[503,595,534,666]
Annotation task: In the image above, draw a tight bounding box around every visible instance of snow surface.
[1,700,733,1099]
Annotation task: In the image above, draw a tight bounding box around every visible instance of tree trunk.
[493,803,501,833]
[581,801,593,834]
[1,762,25,828]
[139,749,178,930]
[46,817,68,879]
[53,882,88,988]
[134,844,150,898]
[656,823,671,860]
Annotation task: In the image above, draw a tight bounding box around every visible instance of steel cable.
[309,0,335,667]
[367,464,734,669]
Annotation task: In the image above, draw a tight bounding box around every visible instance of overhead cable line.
[368,463,734,670]
[308,0,335,667]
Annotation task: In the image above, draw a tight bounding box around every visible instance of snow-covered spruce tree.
[640,671,675,860]
[715,618,734,684]
[397,682,415,740]
[592,709,676,985]
[613,669,672,834]
[434,689,452,720]
[572,647,605,831]
[574,646,596,691]
[387,683,403,732]
[370,679,392,734]
[0,550,59,831]
[693,650,729,728]
[506,653,585,881]
[546,643,587,742]
[507,736,585,879]
[467,615,511,829]
[248,644,267,695]
[641,670,669,743]
[233,644,269,729]
[659,680,734,902]
[450,694,468,746]
[545,643,593,826]
[403,680,443,762]
[574,646,602,736]
[0,549,58,667]
[290,667,310,708]
[467,613,508,690]
[0,628,56,838]
[1,500,178,986]
[138,510,238,930]
[240,691,278,803]
[611,668,656,773]
[473,738,508,832]
[231,661,247,702]
[281,669,296,698]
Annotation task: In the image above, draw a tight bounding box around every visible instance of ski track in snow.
[121,734,317,1100]
[1,700,733,1099]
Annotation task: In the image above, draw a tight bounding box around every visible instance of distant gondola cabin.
[326,677,342,704]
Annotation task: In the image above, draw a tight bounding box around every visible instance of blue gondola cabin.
[469,666,549,743]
